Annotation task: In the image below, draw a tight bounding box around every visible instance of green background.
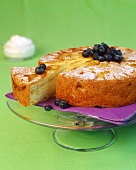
[0,0,136,169]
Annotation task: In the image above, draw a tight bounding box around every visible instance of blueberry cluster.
[82,43,123,62]
[55,98,69,109]
[43,99,69,112]
[35,63,46,74]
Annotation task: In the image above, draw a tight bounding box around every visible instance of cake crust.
[56,74,136,107]
[40,46,136,107]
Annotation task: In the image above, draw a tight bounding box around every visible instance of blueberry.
[59,100,69,109]
[98,45,106,55]
[35,66,45,74]
[92,52,99,60]
[110,47,117,55]
[55,98,61,106]
[114,55,122,62]
[40,63,46,70]
[116,50,122,56]
[86,48,93,55]
[104,54,112,61]
[98,56,105,62]
[82,50,90,58]
[107,47,115,56]
[101,42,109,50]
[44,105,53,111]
[93,44,100,52]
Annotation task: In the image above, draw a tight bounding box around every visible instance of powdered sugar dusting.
[61,67,97,80]
[61,58,136,80]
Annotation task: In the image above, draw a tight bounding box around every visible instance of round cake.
[11,43,136,107]
[39,44,136,107]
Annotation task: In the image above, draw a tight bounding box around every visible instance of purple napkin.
[5,92,136,125]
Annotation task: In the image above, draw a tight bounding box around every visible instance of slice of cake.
[11,65,64,106]
[11,43,136,107]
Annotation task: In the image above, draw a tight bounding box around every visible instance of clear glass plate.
[6,98,136,152]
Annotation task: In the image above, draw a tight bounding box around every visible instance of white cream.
[3,35,35,59]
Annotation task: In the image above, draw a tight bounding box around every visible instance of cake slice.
[11,65,64,106]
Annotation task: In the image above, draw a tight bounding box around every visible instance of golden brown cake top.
[38,46,136,81]
[11,64,62,86]
[11,67,46,85]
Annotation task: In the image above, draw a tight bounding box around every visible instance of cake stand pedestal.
[6,98,136,152]
[53,129,116,152]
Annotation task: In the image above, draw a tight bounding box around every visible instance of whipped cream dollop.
[3,35,35,59]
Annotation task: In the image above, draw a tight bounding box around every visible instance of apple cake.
[11,43,136,107]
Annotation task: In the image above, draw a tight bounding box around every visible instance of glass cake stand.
[6,98,136,152]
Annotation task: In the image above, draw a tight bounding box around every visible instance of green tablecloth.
[1,0,136,169]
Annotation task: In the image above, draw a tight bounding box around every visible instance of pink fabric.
[5,92,136,125]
